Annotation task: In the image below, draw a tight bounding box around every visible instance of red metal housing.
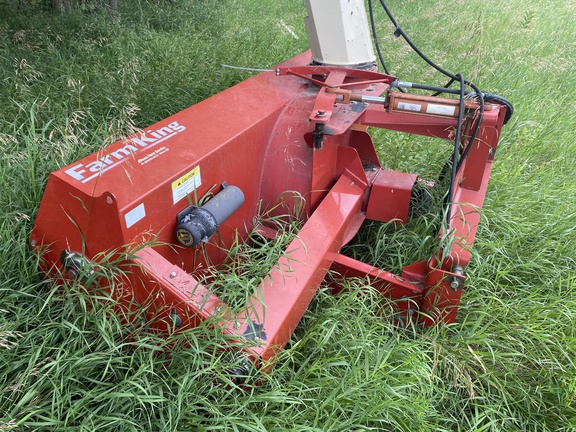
[31,51,507,371]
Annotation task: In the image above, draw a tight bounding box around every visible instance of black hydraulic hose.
[432,78,457,96]
[483,93,514,125]
[367,0,390,74]
[378,0,514,124]
[456,85,485,175]
[377,0,459,82]
[445,74,466,225]
[367,0,517,245]
[394,81,463,95]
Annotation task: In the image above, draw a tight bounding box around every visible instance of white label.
[398,102,422,112]
[426,104,456,116]
[172,166,202,204]
[64,121,186,184]
[125,203,146,228]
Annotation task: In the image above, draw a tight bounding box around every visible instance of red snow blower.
[31,0,512,379]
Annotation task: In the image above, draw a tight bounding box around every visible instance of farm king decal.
[64,121,186,183]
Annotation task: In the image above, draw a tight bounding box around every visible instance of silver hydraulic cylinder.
[305,0,377,68]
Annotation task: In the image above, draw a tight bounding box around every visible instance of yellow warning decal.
[172,166,200,189]
[172,166,202,204]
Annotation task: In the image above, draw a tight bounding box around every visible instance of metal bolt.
[60,250,95,282]
[169,310,182,328]
[450,265,465,291]
[453,265,465,276]
[450,278,461,290]
[316,110,326,117]
[229,357,253,386]
[170,271,177,278]
[31,240,37,247]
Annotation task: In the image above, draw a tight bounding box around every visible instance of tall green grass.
[1,0,575,430]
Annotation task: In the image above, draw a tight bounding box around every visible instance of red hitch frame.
[31,51,507,372]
